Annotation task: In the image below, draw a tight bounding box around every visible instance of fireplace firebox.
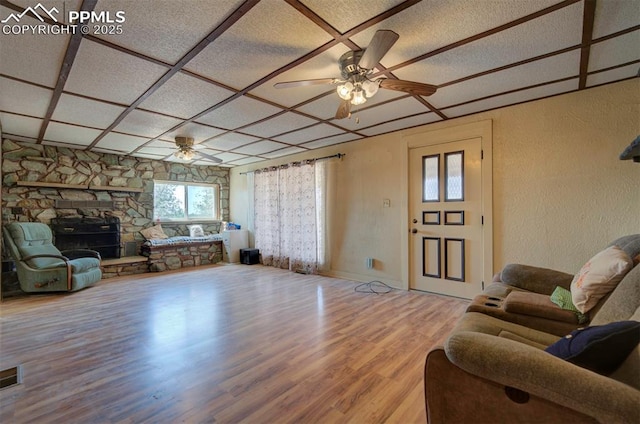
[51,217,121,259]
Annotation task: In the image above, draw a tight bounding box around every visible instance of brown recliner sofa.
[424,235,640,423]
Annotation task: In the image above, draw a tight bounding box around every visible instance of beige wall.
[230,79,640,288]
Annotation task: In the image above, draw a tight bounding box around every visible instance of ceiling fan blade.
[335,99,351,119]
[358,30,399,70]
[379,79,437,96]
[274,78,339,89]
[195,151,223,163]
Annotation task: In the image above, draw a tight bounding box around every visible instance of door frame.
[400,120,493,293]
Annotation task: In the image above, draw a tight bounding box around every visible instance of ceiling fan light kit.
[274,29,437,119]
[174,149,195,161]
[336,81,354,100]
[172,136,222,163]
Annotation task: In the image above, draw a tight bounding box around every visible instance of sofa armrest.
[445,331,640,424]
[498,264,574,294]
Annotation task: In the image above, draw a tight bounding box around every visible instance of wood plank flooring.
[0,265,468,423]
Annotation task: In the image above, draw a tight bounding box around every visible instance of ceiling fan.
[274,30,437,119]
[173,136,222,163]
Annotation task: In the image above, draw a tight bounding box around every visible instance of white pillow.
[189,225,204,237]
[570,245,633,313]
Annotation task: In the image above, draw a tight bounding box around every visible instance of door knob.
[412,219,418,223]
[411,228,418,234]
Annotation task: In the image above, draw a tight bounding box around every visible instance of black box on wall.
[240,248,259,265]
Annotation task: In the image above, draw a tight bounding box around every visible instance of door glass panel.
[445,151,464,201]
[422,154,439,202]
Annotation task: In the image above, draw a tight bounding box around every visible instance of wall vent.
[0,365,22,390]
[124,241,138,257]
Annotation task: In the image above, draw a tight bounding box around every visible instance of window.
[422,154,440,202]
[153,181,220,222]
[444,151,464,201]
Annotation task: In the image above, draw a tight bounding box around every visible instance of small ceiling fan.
[274,30,437,119]
[173,136,222,163]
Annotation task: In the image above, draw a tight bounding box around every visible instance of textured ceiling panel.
[393,2,583,86]
[0,78,53,118]
[428,51,581,109]
[587,31,640,72]
[52,94,126,129]
[211,152,248,163]
[183,0,333,90]
[241,112,319,138]
[44,122,102,146]
[587,64,640,88]
[136,139,175,154]
[294,92,344,120]
[139,72,235,119]
[113,109,183,138]
[162,122,226,144]
[592,0,640,38]
[301,132,362,149]
[273,123,344,144]
[0,113,42,139]
[348,0,560,69]
[232,140,289,155]
[302,0,404,33]
[195,96,283,130]
[444,78,579,118]
[64,39,168,104]
[0,6,68,88]
[92,0,245,64]
[203,133,261,151]
[229,156,266,166]
[94,132,151,152]
[337,97,428,132]
[261,146,308,159]
[359,112,442,136]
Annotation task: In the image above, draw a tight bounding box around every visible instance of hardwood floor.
[0,265,468,423]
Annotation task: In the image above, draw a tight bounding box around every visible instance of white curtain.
[253,161,327,273]
[315,159,329,272]
[254,169,281,266]
[246,172,255,247]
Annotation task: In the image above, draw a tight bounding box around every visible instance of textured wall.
[488,80,639,272]
[231,79,639,287]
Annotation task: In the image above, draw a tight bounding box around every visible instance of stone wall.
[144,241,223,272]
[1,139,230,257]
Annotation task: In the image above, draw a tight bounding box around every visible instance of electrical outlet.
[365,257,374,269]
[383,199,390,208]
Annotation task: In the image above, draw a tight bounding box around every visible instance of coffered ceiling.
[0,0,638,167]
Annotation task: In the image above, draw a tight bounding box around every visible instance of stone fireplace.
[51,217,121,259]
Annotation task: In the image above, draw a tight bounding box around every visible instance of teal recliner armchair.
[3,222,102,292]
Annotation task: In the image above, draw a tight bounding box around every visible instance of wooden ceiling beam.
[578,0,597,89]
[35,0,98,144]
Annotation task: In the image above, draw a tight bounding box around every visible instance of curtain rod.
[239,153,345,175]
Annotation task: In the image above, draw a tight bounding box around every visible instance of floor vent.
[0,365,22,390]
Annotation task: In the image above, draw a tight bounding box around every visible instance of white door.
[409,137,484,299]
